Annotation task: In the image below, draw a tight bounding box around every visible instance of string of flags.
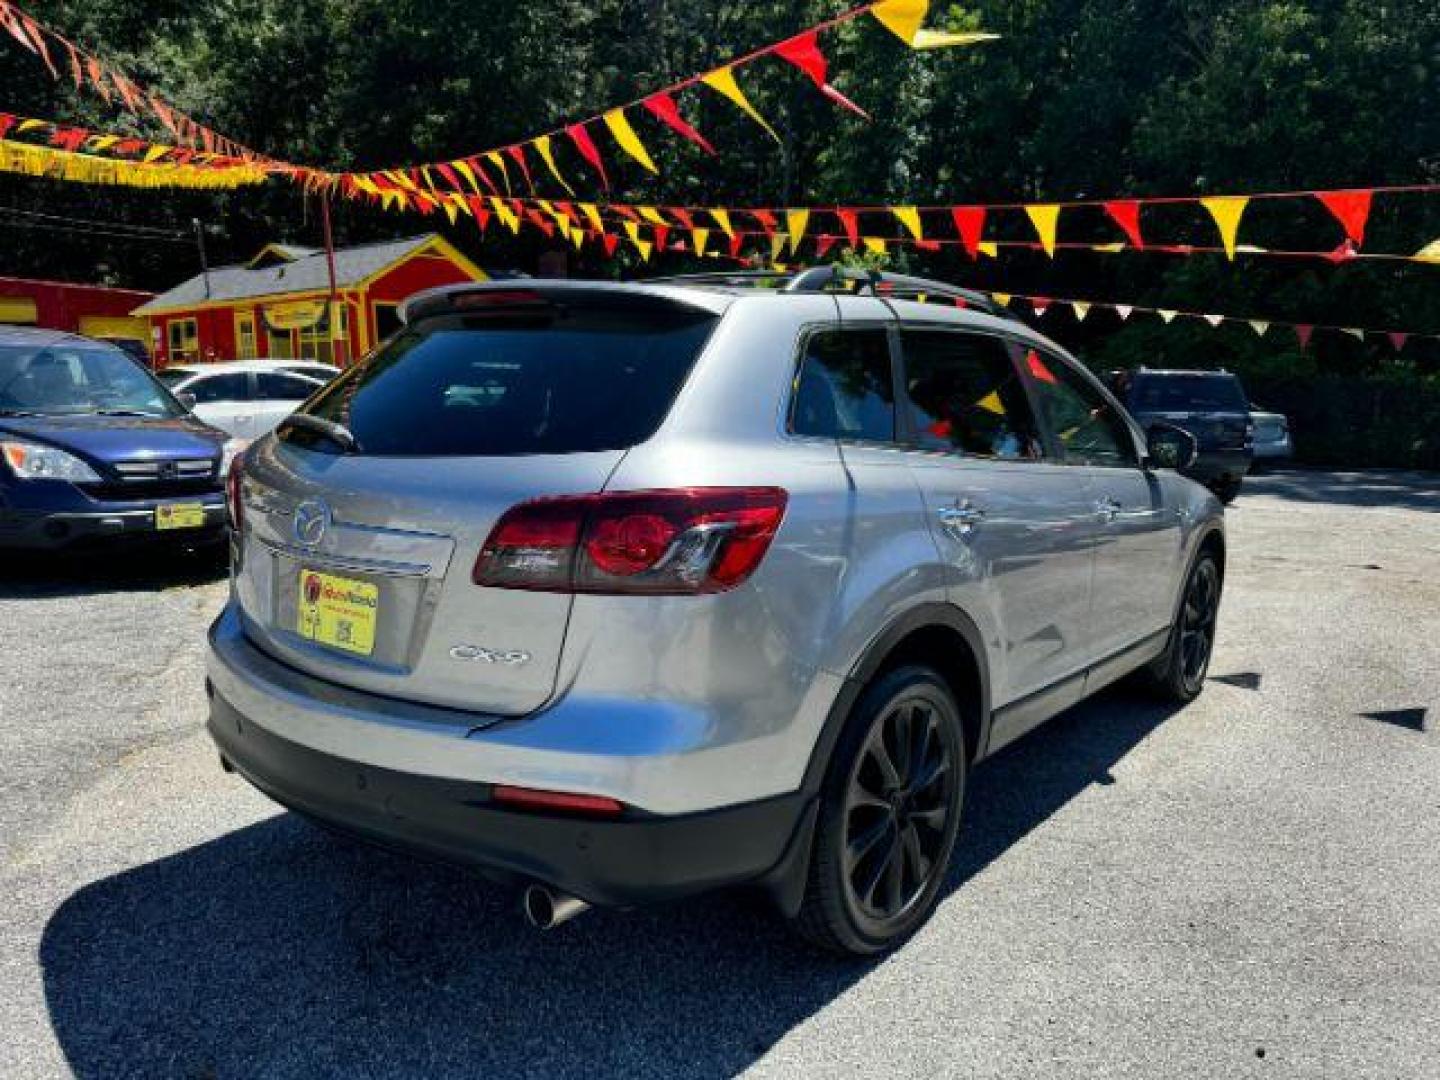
[970,290,1429,353]
[0,136,267,191]
[0,0,996,200]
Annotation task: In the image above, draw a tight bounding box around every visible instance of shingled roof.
[134,234,447,314]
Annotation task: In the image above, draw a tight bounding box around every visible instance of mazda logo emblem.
[293,500,331,547]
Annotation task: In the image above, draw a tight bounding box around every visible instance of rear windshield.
[1130,374,1247,412]
[286,302,717,456]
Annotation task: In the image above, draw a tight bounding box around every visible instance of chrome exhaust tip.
[522,885,590,930]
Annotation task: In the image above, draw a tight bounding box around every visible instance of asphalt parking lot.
[1,469,1437,1079]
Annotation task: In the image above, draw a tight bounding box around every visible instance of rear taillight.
[225,451,246,532]
[473,487,787,595]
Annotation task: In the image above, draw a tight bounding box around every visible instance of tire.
[1146,551,1223,702]
[794,665,967,956]
[1212,478,1242,504]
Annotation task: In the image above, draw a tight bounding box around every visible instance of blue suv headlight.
[0,438,102,483]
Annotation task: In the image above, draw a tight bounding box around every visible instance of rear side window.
[293,302,716,456]
[255,372,318,400]
[901,331,1043,460]
[790,329,895,441]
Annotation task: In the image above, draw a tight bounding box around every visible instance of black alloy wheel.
[1178,557,1220,694]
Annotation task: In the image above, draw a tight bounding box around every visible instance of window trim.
[892,324,1051,465]
[782,320,908,449]
[234,311,258,360]
[167,317,199,362]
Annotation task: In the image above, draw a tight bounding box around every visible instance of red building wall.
[364,253,481,345]
[0,276,153,333]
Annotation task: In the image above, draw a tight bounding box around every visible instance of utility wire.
[0,205,190,240]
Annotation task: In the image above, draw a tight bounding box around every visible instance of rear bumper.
[0,495,226,549]
[1184,448,1252,484]
[1252,436,1293,461]
[208,688,810,907]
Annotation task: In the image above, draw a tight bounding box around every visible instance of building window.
[373,302,401,344]
[266,327,293,358]
[235,312,258,360]
[167,318,199,362]
[299,303,348,365]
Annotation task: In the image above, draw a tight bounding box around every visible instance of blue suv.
[0,327,238,551]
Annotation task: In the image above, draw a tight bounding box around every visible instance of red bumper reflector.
[492,785,625,818]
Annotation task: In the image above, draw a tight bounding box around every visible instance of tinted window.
[791,329,895,441]
[292,303,716,456]
[0,343,181,418]
[255,373,318,400]
[1024,350,1136,467]
[1130,373,1248,412]
[902,331,1043,460]
[188,373,251,403]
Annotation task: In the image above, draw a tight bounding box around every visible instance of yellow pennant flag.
[771,232,789,262]
[977,240,998,258]
[1158,309,1178,323]
[532,136,575,196]
[452,159,483,196]
[701,67,780,143]
[485,150,511,194]
[863,237,888,256]
[143,145,169,164]
[603,108,659,174]
[691,227,710,256]
[624,220,654,260]
[871,0,929,44]
[1072,302,1090,321]
[1414,239,1440,264]
[442,199,459,225]
[710,208,735,239]
[90,135,119,151]
[892,205,924,240]
[639,206,669,227]
[489,196,520,234]
[976,390,1005,416]
[1201,196,1249,260]
[786,209,810,254]
[1249,321,1270,336]
[992,292,1012,306]
[1025,204,1061,257]
[913,29,1000,49]
[578,202,604,233]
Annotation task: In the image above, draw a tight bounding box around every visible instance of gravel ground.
[1,469,1436,1079]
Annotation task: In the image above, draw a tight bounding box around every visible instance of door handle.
[937,503,986,537]
[1093,497,1122,524]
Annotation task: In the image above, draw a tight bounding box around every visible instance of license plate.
[155,503,207,530]
[297,570,378,656]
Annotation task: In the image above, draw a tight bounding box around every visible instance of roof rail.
[644,266,1012,318]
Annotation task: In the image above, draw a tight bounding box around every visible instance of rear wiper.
[96,409,165,418]
[279,413,360,453]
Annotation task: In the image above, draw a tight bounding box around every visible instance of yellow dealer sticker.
[155,503,206,530]
[297,570,378,656]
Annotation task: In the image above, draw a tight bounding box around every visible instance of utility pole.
[192,218,211,299]
[320,194,344,365]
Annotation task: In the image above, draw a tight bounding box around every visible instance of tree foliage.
[1,0,1436,395]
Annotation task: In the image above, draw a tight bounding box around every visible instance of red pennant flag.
[815,234,837,259]
[63,38,82,89]
[773,31,869,118]
[0,114,15,140]
[1317,190,1372,247]
[653,224,671,250]
[1026,349,1058,384]
[0,7,38,54]
[464,156,500,195]
[1103,200,1144,248]
[836,208,860,248]
[20,15,57,78]
[1030,298,1051,318]
[915,238,941,252]
[1325,240,1358,265]
[1295,324,1314,349]
[641,92,716,155]
[506,145,535,192]
[601,233,620,256]
[434,162,463,193]
[729,232,745,257]
[1388,332,1408,352]
[566,123,610,189]
[466,197,492,232]
[751,210,779,235]
[610,204,640,222]
[669,207,695,230]
[950,207,986,258]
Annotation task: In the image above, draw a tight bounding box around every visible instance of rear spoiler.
[400,280,733,326]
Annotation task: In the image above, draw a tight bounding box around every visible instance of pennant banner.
[0,137,266,190]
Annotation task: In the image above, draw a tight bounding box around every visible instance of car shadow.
[40,687,1179,1080]
[0,544,226,600]
[1241,469,1440,513]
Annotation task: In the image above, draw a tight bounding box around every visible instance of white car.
[158,361,332,440]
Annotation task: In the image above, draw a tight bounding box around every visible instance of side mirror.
[1147,422,1198,470]
[176,390,198,411]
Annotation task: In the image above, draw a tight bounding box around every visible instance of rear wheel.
[794,666,966,956]
[1147,551,1222,702]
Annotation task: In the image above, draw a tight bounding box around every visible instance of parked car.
[157,360,329,440]
[0,327,238,550]
[1106,368,1253,503]
[209,271,1225,955]
[1249,406,1293,465]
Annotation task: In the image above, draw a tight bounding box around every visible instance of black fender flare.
[762,602,992,917]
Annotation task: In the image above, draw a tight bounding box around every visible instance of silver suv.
[209,269,1224,955]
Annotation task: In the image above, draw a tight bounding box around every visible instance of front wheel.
[1147,551,1223,702]
[794,666,967,956]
